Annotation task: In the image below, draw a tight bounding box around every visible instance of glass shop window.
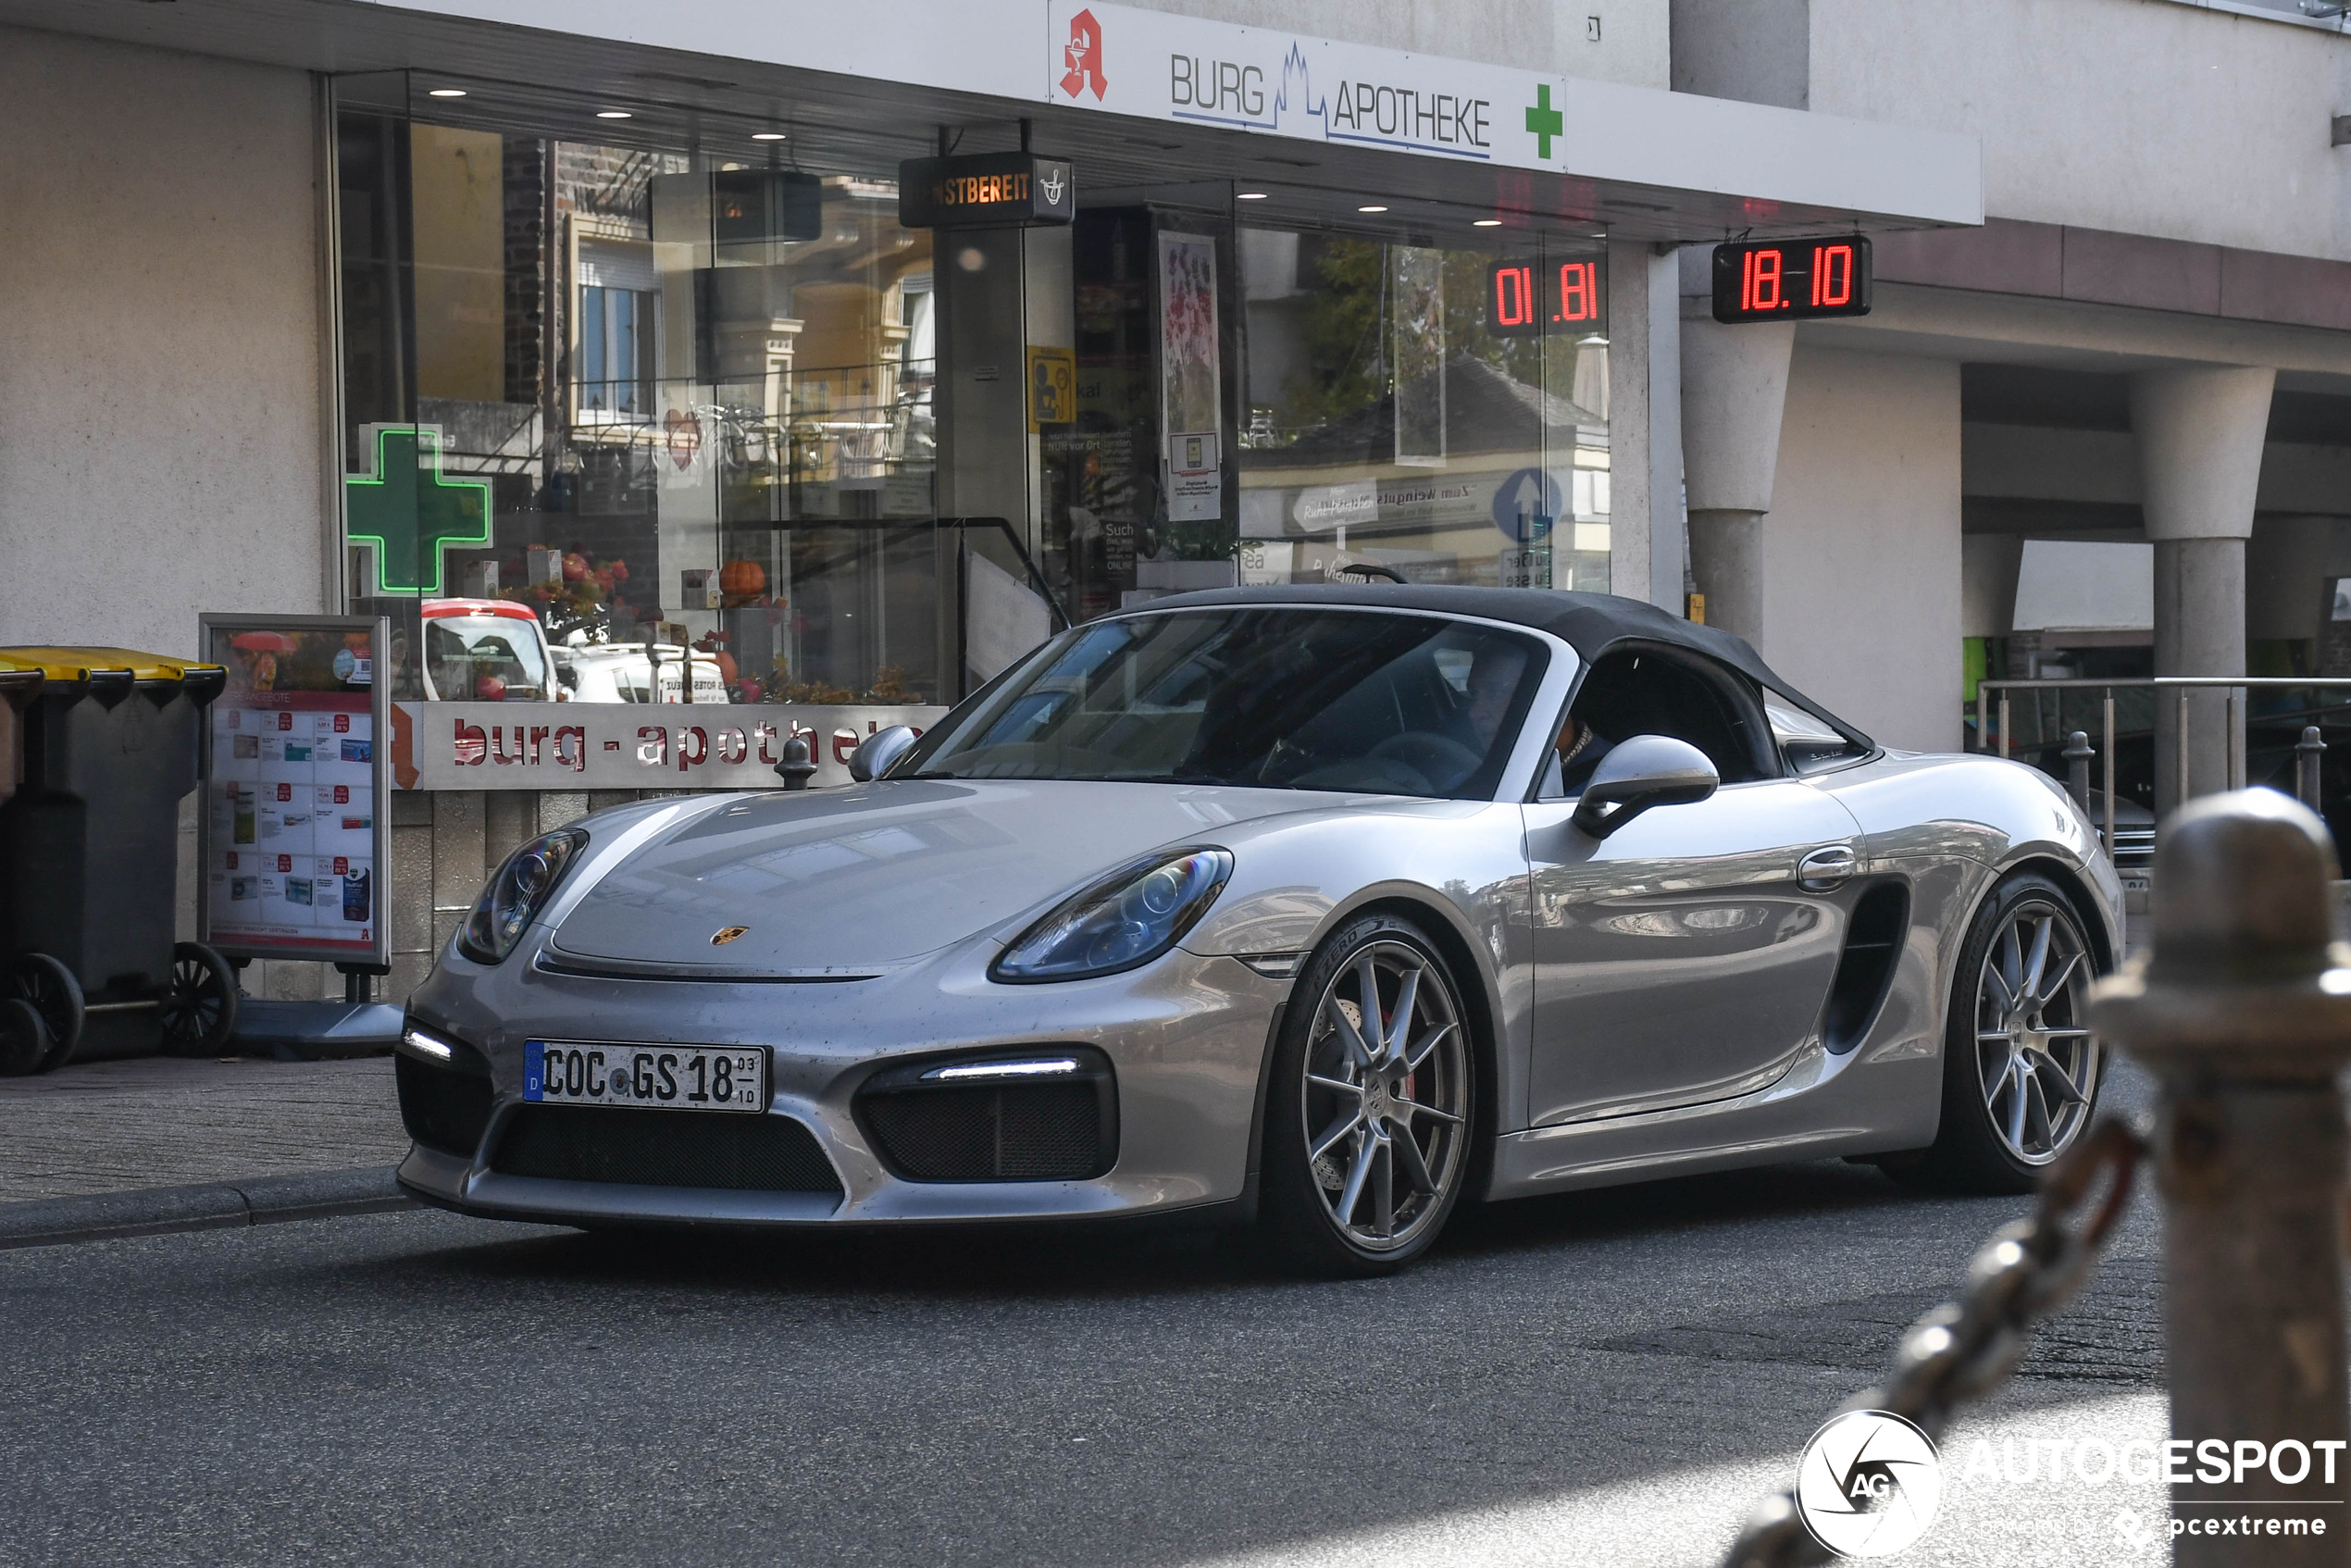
[334,77,941,709]
[1231,221,1610,593]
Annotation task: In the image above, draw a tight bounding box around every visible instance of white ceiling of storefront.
[0,0,1981,243]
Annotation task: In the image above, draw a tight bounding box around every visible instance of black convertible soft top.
[1137,583,1868,743]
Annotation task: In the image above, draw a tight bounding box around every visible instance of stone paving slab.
[0,1055,409,1203]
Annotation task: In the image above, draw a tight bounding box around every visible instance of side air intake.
[1821,882,1910,1054]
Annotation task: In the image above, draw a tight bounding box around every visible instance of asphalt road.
[0,1069,2174,1568]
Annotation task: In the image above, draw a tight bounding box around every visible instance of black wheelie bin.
[0,648,237,1071]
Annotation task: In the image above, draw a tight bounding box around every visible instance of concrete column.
[2132,367,2274,811]
[1606,242,1685,610]
[1681,305,1794,648]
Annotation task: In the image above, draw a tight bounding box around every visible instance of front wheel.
[1902,873,2104,1193]
[1260,914,1476,1276]
[158,942,240,1057]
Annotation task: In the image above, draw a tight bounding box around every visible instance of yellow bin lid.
[0,646,222,682]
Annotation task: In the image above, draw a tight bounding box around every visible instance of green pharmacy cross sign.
[344,425,492,596]
[1524,83,1564,161]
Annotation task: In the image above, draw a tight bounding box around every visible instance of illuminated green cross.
[343,426,492,596]
[1525,83,1564,160]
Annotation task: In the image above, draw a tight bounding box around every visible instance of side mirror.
[850,725,919,783]
[1571,734,1720,839]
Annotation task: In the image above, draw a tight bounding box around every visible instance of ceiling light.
[1473,218,1502,227]
[752,131,787,141]
[1237,191,1269,200]
[426,88,466,98]
[1357,204,1387,213]
[596,109,633,119]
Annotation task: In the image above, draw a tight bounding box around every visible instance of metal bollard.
[773,731,817,790]
[2298,726,2327,812]
[2091,792,2351,1566]
[2064,728,2095,815]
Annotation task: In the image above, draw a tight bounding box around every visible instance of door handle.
[1797,845,1857,892]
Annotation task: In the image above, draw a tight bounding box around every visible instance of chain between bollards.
[1717,1120,2145,1568]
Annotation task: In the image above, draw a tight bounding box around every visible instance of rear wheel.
[1902,873,2103,1193]
[158,942,240,1057]
[1261,914,1475,1276]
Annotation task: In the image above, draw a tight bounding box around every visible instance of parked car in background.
[549,641,726,703]
[420,599,560,703]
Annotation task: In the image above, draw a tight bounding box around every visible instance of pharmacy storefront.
[140,0,1971,992]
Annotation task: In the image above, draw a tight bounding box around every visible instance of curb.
[0,1167,416,1251]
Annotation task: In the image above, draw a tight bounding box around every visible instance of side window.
[1766,692,1872,775]
[1545,647,1775,797]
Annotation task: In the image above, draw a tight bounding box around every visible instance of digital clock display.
[1710,237,1873,324]
[1483,257,1605,339]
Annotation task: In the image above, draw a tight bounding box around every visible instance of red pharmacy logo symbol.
[1060,8,1107,100]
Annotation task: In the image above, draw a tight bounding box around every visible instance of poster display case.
[196,614,392,969]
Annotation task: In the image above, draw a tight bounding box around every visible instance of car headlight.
[458,828,589,964]
[990,848,1234,983]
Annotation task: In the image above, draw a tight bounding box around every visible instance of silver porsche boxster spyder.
[397,586,2121,1274]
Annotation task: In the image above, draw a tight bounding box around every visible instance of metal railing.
[1976,677,2351,852]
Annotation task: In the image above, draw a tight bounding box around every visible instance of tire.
[6,952,84,1072]
[0,999,49,1076]
[158,942,240,1057]
[1900,873,2104,1194]
[1260,913,1477,1276]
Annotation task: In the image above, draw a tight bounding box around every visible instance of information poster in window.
[196,615,391,967]
[1158,230,1223,523]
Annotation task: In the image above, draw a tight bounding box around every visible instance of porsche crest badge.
[711,926,750,946]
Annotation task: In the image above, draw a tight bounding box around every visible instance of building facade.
[2,0,2341,1002]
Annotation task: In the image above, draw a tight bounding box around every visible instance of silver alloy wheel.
[1300,940,1468,1251]
[1972,896,2100,1165]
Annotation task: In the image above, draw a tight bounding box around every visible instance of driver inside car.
[1556,710,1613,792]
[1464,645,1611,793]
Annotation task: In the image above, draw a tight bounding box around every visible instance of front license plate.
[525,1041,766,1113]
[2120,873,2152,895]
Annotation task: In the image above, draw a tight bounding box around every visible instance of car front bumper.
[395,937,1288,1228]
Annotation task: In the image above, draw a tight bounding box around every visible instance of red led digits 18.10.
[1485,256,1607,339]
[1710,236,1873,324]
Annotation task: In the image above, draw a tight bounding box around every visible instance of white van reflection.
[549,642,726,703]
[421,598,558,702]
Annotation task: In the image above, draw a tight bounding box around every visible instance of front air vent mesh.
[491,1106,842,1197]
[396,1051,494,1158]
[855,1049,1116,1182]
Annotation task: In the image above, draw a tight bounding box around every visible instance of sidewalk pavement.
[0,1054,416,1248]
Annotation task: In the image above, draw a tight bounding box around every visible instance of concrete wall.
[1133,0,1672,86]
[1805,0,2351,261]
[0,28,327,656]
[1762,347,1963,751]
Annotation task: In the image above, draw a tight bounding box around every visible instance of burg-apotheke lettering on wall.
[897,153,1076,229]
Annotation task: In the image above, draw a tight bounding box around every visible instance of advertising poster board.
[196,615,391,968]
[1158,230,1223,523]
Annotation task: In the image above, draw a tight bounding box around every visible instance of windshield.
[425,615,549,702]
[902,608,1549,798]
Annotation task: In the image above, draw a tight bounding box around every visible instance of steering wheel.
[1370,731,1485,793]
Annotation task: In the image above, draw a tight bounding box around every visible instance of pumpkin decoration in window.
[718,558,766,607]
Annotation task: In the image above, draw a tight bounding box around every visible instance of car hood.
[546,778,1309,975]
